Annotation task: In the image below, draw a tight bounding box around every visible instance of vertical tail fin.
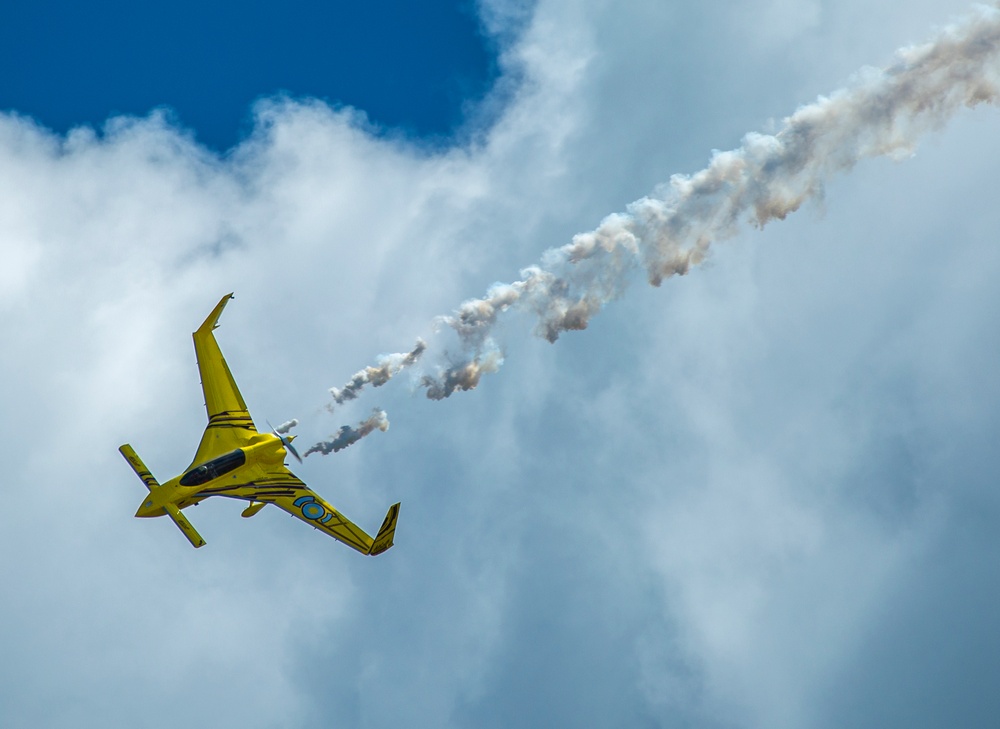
[119,444,161,491]
[368,503,400,556]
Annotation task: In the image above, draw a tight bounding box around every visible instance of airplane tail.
[368,503,400,556]
[119,444,207,549]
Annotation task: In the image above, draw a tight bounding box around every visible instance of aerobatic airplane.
[119,293,399,554]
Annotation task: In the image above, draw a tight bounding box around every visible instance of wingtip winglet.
[368,502,400,556]
[195,293,236,335]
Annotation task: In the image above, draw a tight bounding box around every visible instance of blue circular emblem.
[302,502,325,520]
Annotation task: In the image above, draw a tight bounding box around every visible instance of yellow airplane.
[119,293,399,554]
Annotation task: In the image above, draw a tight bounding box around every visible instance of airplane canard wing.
[188,293,258,467]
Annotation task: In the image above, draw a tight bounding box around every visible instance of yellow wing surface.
[196,466,399,555]
[272,480,400,555]
[188,293,258,468]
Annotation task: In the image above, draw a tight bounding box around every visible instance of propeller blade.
[267,419,302,463]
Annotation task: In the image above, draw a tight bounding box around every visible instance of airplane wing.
[269,481,399,556]
[187,293,258,468]
[196,466,398,554]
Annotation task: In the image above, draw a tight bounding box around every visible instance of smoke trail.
[333,4,1000,402]
[422,348,505,401]
[327,339,426,411]
[305,408,390,456]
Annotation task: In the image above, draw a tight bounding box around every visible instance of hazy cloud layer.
[2,1,1000,728]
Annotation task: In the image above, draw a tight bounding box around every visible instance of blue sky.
[3,1,1000,728]
[0,0,497,149]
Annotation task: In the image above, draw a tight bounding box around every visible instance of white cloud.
[2,1,1000,728]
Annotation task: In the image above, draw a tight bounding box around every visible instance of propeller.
[268,420,302,463]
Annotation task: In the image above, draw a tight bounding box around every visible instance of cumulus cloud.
[3,2,1000,729]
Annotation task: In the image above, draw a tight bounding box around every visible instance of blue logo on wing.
[293,495,333,523]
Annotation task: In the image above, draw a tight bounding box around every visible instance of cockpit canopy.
[180,448,247,486]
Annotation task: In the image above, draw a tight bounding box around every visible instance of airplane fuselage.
[135,432,289,518]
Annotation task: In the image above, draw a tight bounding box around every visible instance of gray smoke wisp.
[333,4,1000,403]
[421,349,505,401]
[327,339,426,412]
[305,408,390,457]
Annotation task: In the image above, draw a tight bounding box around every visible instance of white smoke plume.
[332,4,1000,403]
[327,339,426,411]
[275,419,299,434]
[305,408,390,457]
